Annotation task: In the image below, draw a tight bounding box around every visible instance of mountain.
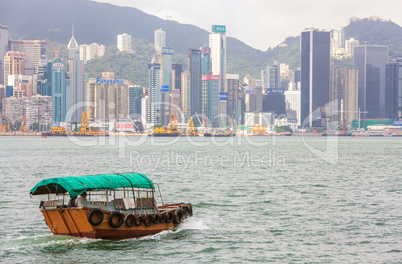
[1,0,402,86]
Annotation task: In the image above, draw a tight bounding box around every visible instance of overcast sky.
[93,0,402,51]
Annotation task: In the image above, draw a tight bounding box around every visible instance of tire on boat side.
[165,211,173,223]
[143,214,153,226]
[87,208,104,226]
[173,209,183,224]
[108,211,124,228]
[134,215,143,226]
[153,213,160,224]
[159,213,166,223]
[125,214,136,227]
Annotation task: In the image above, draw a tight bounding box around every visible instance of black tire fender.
[108,211,124,228]
[87,208,104,226]
[165,211,173,223]
[134,215,143,227]
[125,214,136,227]
[173,209,183,224]
[153,213,160,224]
[143,214,153,226]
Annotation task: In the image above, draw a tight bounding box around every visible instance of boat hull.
[41,207,182,239]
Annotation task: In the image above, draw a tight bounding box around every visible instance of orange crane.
[19,116,28,132]
[186,117,196,136]
[46,38,60,59]
[77,108,91,135]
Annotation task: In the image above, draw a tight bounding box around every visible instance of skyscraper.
[262,64,280,91]
[353,45,388,118]
[147,57,160,125]
[343,66,359,123]
[3,51,25,86]
[47,58,66,123]
[8,39,47,76]
[117,33,131,52]
[202,74,220,126]
[300,28,331,126]
[0,24,9,84]
[209,25,226,93]
[226,74,240,119]
[66,30,88,125]
[187,48,202,117]
[154,29,166,55]
[385,59,402,119]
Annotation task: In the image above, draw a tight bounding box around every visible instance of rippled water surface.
[1,136,402,263]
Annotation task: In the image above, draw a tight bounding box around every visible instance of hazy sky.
[93,0,402,51]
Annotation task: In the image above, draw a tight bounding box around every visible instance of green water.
[1,136,401,263]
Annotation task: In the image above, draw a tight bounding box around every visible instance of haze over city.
[94,0,402,50]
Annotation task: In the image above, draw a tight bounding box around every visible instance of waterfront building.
[117,33,131,52]
[66,31,88,125]
[353,45,388,118]
[86,73,129,120]
[79,43,106,62]
[2,95,52,129]
[202,74,219,126]
[385,59,402,118]
[128,86,143,120]
[47,58,66,123]
[157,46,173,125]
[300,28,331,126]
[226,74,240,119]
[343,66,359,123]
[209,25,227,92]
[284,88,301,126]
[8,39,47,76]
[3,52,25,86]
[147,57,160,125]
[201,47,211,75]
[262,64,280,91]
[141,95,148,128]
[0,24,9,84]
[187,48,202,117]
[330,28,345,57]
[181,70,191,122]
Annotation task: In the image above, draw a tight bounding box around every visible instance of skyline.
[92,0,402,51]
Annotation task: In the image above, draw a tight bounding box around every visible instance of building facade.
[188,48,202,117]
[300,28,331,126]
[209,25,227,93]
[202,74,220,126]
[8,39,47,76]
[353,45,388,118]
[0,24,8,84]
[3,51,25,86]
[117,33,131,52]
[79,43,106,62]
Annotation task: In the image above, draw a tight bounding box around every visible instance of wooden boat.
[30,173,192,240]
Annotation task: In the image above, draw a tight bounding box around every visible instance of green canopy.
[30,172,154,198]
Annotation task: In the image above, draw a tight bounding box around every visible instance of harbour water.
[1,136,401,263]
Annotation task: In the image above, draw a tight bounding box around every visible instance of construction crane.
[4,118,11,132]
[77,108,91,135]
[46,38,60,59]
[126,114,139,132]
[166,114,179,134]
[186,117,196,136]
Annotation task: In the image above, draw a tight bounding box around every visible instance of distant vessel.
[41,127,67,137]
[30,172,192,239]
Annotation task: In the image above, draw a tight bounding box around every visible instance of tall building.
[66,31,88,125]
[226,74,239,118]
[3,52,25,86]
[202,74,220,126]
[345,38,359,57]
[181,70,191,120]
[385,59,402,119]
[0,24,9,84]
[262,64,280,91]
[86,75,129,119]
[300,28,331,126]
[171,64,182,121]
[284,87,301,126]
[47,58,66,123]
[8,75,33,98]
[187,48,202,117]
[154,29,166,55]
[117,33,131,52]
[157,46,173,125]
[343,66,359,123]
[147,58,160,125]
[8,39,47,76]
[330,28,345,57]
[128,86,143,120]
[201,47,211,75]
[353,45,388,118]
[79,43,105,62]
[209,25,227,93]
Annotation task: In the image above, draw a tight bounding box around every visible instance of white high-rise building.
[0,24,9,84]
[79,43,106,62]
[284,89,301,126]
[154,29,166,55]
[117,33,131,52]
[209,25,227,93]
